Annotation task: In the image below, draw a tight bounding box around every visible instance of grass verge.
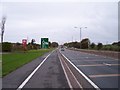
[2,49,54,77]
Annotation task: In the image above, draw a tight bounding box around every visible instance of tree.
[112,41,120,46]
[97,43,103,50]
[16,42,21,45]
[51,42,59,47]
[72,42,80,48]
[90,43,96,49]
[31,39,35,45]
[30,39,35,49]
[49,41,51,47]
[2,42,12,52]
[1,16,6,43]
[64,43,68,46]
[81,38,90,49]
[64,42,80,48]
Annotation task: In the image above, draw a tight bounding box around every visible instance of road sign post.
[22,39,27,51]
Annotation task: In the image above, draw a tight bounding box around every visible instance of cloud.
[2,2,118,44]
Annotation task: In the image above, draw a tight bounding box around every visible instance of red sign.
[22,39,27,47]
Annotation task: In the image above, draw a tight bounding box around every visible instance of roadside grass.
[2,49,54,77]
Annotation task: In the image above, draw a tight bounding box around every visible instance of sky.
[0,0,119,45]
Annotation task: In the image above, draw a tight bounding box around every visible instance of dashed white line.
[60,52,101,90]
[89,74,120,78]
[103,63,112,66]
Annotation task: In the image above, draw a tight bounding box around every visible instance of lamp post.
[74,26,87,49]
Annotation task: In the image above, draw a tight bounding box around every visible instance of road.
[3,50,69,89]
[22,50,69,88]
[2,48,120,89]
[61,49,119,89]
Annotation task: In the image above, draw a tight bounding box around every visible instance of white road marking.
[82,60,118,61]
[62,57,83,89]
[103,63,120,66]
[58,53,73,89]
[77,64,105,67]
[103,63,111,66]
[89,74,120,78]
[17,50,55,89]
[60,52,101,90]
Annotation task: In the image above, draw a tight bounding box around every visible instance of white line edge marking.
[58,52,73,89]
[60,52,101,90]
[17,50,55,89]
[62,56,83,89]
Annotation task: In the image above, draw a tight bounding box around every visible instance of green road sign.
[41,38,49,49]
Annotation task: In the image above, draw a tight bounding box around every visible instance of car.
[61,48,64,51]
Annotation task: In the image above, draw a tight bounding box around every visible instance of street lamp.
[74,26,87,49]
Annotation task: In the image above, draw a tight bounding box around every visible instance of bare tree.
[1,16,6,43]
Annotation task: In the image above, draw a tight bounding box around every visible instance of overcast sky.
[0,0,119,45]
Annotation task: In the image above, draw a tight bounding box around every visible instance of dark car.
[61,48,64,51]
[60,45,64,51]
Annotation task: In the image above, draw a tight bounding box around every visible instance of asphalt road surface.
[23,50,69,88]
[2,48,120,89]
[3,50,69,89]
[61,49,119,89]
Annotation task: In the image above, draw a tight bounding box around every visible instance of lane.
[61,49,119,88]
[2,48,119,89]
[23,50,69,88]
[60,51,100,89]
[3,52,52,88]
[18,50,53,89]
[58,51,83,89]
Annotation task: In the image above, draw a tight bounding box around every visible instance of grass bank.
[2,49,54,76]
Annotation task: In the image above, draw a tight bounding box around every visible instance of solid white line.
[17,50,54,89]
[58,54,73,89]
[62,57,83,89]
[60,52,101,90]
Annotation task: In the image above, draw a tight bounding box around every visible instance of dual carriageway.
[3,48,119,89]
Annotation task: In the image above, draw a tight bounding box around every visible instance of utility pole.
[1,16,6,43]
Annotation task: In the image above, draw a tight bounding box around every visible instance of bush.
[111,45,120,51]
[97,43,103,50]
[51,42,58,47]
[2,42,12,52]
[81,38,90,49]
[102,45,120,51]
[90,43,96,49]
